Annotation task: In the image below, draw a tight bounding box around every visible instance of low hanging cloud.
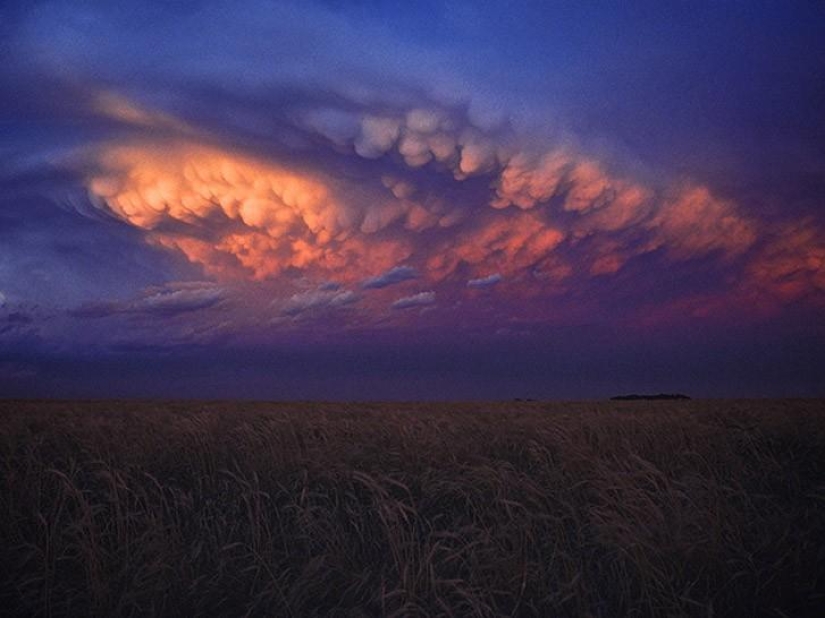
[362,266,418,289]
[741,220,825,307]
[69,90,825,326]
[71,282,225,318]
[0,0,820,341]
[82,137,429,284]
[281,287,359,316]
[392,291,436,310]
[66,87,825,326]
[0,311,35,337]
[6,0,813,331]
[467,273,502,288]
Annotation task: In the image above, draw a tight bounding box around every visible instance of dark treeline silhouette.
[611,393,691,401]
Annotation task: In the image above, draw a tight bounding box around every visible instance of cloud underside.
[71,90,825,322]
[392,291,436,310]
[0,0,819,339]
[71,282,225,318]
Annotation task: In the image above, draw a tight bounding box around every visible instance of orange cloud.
[743,220,825,305]
[428,213,566,280]
[648,185,757,259]
[83,135,765,295]
[86,142,413,281]
[300,99,765,274]
[93,91,191,133]
[77,95,825,323]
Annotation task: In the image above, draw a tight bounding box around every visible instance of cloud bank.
[55,86,825,326]
[2,0,824,348]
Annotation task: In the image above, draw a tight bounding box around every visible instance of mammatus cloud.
[2,0,824,402]
[741,220,825,307]
[0,292,6,309]
[69,92,825,324]
[392,291,436,310]
[83,141,416,283]
[71,282,225,318]
[428,213,566,281]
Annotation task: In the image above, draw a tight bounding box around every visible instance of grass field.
[1,399,824,617]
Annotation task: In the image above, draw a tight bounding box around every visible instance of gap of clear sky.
[1,1,824,399]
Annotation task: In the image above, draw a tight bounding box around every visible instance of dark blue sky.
[2,0,824,399]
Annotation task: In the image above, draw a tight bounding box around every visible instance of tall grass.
[1,399,823,616]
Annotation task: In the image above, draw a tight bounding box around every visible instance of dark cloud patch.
[467,273,502,288]
[362,266,418,290]
[281,288,358,317]
[392,291,435,310]
[0,301,41,350]
[0,192,190,308]
[70,282,225,319]
[3,312,33,325]
[0,311,34,336]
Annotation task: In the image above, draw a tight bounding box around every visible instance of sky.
[1,0,824,400]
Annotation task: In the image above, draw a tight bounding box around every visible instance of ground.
[1,399,824,616]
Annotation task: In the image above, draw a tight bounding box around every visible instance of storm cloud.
[2,0,824,397]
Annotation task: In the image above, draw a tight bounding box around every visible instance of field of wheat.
[1,399,823,617]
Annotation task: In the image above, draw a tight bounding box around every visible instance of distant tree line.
[610,393,691,401]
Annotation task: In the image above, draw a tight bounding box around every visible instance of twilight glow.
[2,1,824,398]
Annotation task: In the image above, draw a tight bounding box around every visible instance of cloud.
[430,213,566,280]
[81,139,419,282]
[0,302,39,344]
[392,291,436,310]
[5,0,823,331]
[2,0,825,402]
[362,266,418,289]
[71,282,225,318]
[93,91,192,134]
[67,91,825,321]
[742,220,825,306]
[300,108,360,147]
[355,117,401,158]
[11,0,478,157]
[282,287,358,316]
[381,175,416,200]
[648,186,757,259]
[0,311,34,336]
[0,291,5,308]
[467,273,502,288]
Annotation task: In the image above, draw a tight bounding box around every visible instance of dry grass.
[1,399,824,616]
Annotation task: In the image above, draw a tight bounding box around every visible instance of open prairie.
[1,399,824,617]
